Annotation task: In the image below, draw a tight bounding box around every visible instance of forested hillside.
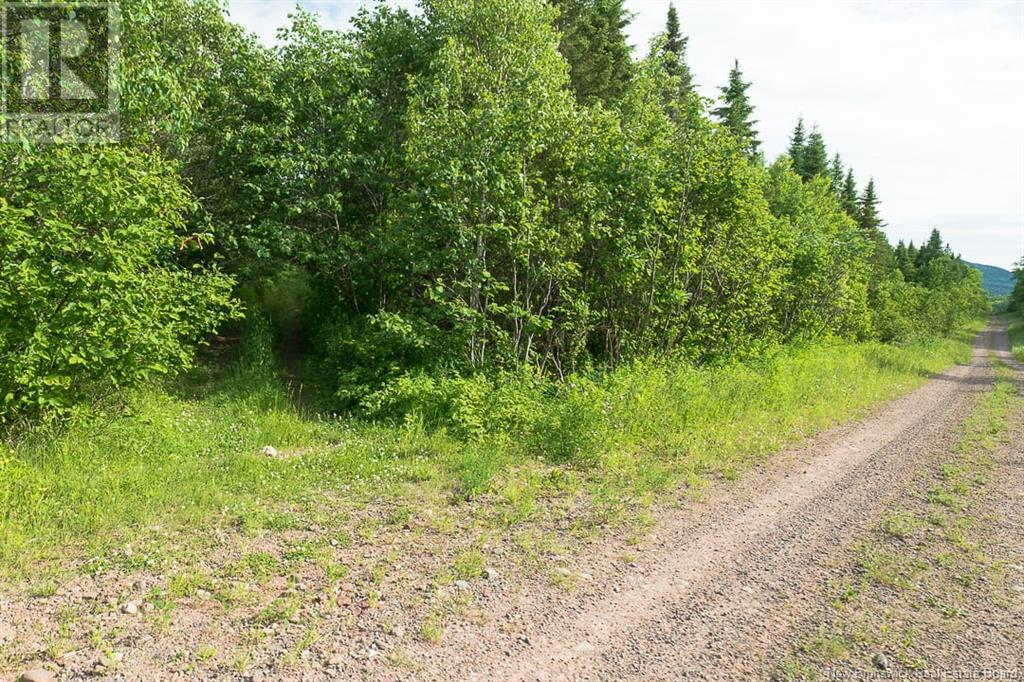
[0,0,989,427]
[966,261,1015,297]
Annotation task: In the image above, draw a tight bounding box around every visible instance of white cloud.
[228,0,1024,269]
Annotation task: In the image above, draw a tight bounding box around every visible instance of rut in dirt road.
[425,325,1016,681]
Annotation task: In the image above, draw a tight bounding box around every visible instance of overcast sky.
[227,0,1024,270]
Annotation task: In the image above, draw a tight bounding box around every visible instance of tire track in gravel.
[439,325,1009,682]
[772,356,1024,677]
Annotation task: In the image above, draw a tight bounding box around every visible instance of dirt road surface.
[408,323,1022,680]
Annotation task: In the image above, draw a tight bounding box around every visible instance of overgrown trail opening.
[412,324,1020,681]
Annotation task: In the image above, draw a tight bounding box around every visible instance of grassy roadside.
[0,327,977,587]
[1009,312,1024,362]
[777,356,1023,679]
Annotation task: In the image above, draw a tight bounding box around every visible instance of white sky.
[228,0,1024,270]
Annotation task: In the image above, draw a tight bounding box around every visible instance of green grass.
[452,549,485,581]
[956,354,1018,456]
[1008,313,1024,363]
[0,330,976,581]
[418,612,443,643]
[799,628,852,660]
[880,512,921,540]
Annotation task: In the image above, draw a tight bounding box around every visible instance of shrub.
[361,364,608,464]
[305,309,456,411]
[0,146,237,423]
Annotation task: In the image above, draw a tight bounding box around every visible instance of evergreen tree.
[829,154,844,195]
[894,240,908,267]
[915,228,948,269]
[800,127,828,179]
[894,240,917,281]
[858,179,885,233]
[857,178,897,281]
[787,118,806,172]
[840,169,858,217]
[906,241,919,268]
[662,3,693,95]
[712,60,760,157]
[553,0,633,105]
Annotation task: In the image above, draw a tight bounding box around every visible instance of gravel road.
[413,324,1019,681]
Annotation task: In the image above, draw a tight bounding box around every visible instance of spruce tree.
[662,3,694,96]
[915,228,947,269]
[712,60,760,158]
[894,240,908,267]
[906,241,919,267]
[894,240,917,281]
[553,0,634,105]
[858,179,885,233]
[840,169,858,217]
[800,127,828,179]
[788,118,806,172]
[829,154,844,195]
[857,179,897,281]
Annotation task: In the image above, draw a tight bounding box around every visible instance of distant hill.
[966,262,1015,297]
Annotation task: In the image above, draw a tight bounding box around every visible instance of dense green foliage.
[0,0,244,423]
[1010,265,1024,363]
[0,0,989,428]
[0,146,236,422]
